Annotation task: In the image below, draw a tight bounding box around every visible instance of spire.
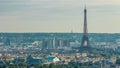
[84,5,87,36]
[84,0,86,8]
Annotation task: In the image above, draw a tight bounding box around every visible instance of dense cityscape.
[0,33,120,68]
[0,0,120,68]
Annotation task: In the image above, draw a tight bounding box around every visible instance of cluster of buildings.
[0,50,118,68]
[0,37,71,50]
[41,38,70,50]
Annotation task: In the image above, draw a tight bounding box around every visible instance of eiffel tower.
[80,7,91,52]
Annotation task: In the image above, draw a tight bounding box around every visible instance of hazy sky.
[0,0,120,33]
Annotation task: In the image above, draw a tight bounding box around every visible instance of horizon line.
[0,32,119,34]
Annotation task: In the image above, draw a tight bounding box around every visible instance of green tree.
[56,64,64,68]
[0,65,6,68]
[116,58,120,65]
[43,64,49,68]
[74,66,79,68]
[49,63,56,68]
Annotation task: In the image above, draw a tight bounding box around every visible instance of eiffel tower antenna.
[83,0,86,8]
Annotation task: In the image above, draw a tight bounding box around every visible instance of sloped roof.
[45,56,56,61]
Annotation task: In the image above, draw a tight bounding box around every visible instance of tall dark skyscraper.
[80,7,91,52]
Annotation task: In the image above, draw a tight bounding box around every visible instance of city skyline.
[0,0,120,33]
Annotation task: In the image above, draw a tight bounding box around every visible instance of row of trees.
[1,60,120,68]
[0,62,100,68]
[0,63,59,68]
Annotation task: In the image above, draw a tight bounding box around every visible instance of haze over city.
[1,0,120,68]
[0,0,120,33]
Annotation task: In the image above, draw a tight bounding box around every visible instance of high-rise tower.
[80,8,91,52]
